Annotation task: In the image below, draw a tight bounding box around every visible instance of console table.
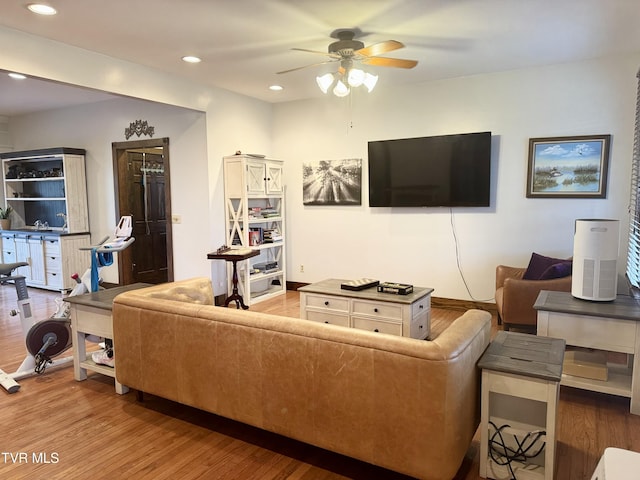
[299,278,433,339]
[64,283,150,394]
[535,290,640,415]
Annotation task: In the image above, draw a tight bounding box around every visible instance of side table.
[591,447,640,479]
[479,331,565,480]
[535,290,640,415]
[63,283,150,394]
[207,248,259,309]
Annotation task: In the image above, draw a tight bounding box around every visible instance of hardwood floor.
[1,285,639,479]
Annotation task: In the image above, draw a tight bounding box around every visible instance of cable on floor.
[488,421,546,480]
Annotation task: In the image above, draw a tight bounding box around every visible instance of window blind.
[626,68,640,290]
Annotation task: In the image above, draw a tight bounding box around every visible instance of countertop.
[0,228,90,237]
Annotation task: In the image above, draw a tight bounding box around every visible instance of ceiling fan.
[277,28,418,96]
[278,28,418,74]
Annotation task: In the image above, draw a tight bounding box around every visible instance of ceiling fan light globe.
[333,80,350,97]
[316,73,334,94]
[347,68,365,87]
[363,73,378,92]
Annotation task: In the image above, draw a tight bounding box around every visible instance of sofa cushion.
[523,252,572,280]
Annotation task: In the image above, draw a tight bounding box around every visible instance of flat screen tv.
[368,131,492,207]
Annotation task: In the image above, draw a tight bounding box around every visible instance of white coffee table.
[299,278,433,339]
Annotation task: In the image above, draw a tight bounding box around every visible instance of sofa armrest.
[495,265,525,289]
[118,277,214,305]
[501,276,572,326]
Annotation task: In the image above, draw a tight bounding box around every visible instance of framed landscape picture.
[526,134,611,198]
[302,158,362,205]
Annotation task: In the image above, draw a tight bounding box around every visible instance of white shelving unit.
[0,148,91,291]
[223,155,286,305]
[1,147,89,233]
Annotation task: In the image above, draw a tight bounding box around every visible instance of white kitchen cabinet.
[0,231,90,291]
[14,233,46,286]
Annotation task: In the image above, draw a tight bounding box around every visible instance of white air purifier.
[572,219,620,301]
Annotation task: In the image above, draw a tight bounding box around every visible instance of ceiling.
[1,0,639,116]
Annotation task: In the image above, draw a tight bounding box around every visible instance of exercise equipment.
[0,216,134,393]
[78,216,134,365]
[0,262,72,393]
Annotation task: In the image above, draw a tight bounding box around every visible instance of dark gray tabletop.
[478,330,565,381]
[298,278,434,305]
[534,290,640,321]
[63,283,151,310]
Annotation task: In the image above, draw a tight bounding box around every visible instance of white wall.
[0,26,273,294]
[8,98,208,284]
[202,91,273,291]
[3,24,638,302]
[273,53,640,302]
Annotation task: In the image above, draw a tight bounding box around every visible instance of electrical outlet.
[300,264,304,273]
[171,214,181,224]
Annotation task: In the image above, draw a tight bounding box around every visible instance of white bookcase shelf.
[0,147,91,291]
[223,155,286,305]
[1,147,89,233]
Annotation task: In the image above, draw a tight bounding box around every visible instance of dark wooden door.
[112,138,173,285]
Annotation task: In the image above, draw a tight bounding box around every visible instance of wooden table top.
[63,283,151,310]
[534,290,640,321]
[207,248,260,262]
[478,330,565,382]
[298,278,434,305]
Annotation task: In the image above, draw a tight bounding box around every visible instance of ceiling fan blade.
[276,59,338,75]
[362,57,418,69]
[356,40,404,58]
[291,47,340,58]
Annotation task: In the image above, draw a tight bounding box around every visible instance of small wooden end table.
[207,248,259,309]
[478,330,565,480]
[63,283,150,394]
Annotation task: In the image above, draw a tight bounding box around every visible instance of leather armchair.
[495,265,572,331]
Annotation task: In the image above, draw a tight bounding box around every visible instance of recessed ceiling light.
[8,73,27,80]
[27,4,57,15]
[269,85,284,91]
[181,56,201,64]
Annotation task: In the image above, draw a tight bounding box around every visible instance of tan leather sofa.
[112,278,492,480]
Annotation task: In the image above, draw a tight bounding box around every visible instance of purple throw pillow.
[539,262,572,280]
[523,252,571,280]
